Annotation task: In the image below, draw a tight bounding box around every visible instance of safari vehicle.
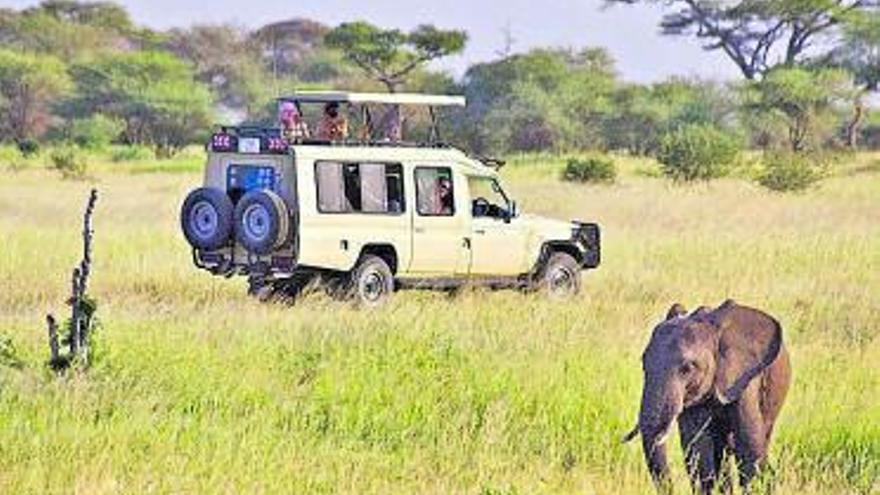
[180,91,600,306]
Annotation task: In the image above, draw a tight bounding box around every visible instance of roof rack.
[281,91,466,107]
[280,90,467,145]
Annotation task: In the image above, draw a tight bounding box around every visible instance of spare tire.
[233,189,290,255]
[181,187,234,250]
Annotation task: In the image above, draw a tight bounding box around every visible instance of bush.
[658,124,741,182]
[0,145,26,171]
[757,152,824,192]
[17,139,39,157]
[562,156,617,184]
[0,335,22,369]
[110,145,154,162]
[49,145,87,179]
[69,114,124,150]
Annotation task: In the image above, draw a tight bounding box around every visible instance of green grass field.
[0,151,878,494]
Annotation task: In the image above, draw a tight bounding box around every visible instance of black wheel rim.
[359,269,387,303]
[548,264,576,296]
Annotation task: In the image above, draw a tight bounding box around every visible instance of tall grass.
[0,153,877,494]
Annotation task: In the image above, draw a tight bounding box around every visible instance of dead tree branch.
[46,188,99,372]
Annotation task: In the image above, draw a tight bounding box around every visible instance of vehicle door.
[467,176,528,276]
[407,165,470,275]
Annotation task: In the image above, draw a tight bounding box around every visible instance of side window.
[415,167,455,217]
[315,161,404,214]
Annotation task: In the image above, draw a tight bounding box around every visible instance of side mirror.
[504,201,517,224]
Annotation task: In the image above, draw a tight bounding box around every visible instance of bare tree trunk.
[73,189,97,363]
[70,267,81,356]
[846,94,865,150]
[48,189,98,370]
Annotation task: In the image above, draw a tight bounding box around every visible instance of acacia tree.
[252,18,329,80]
[826,11,880,146]
[0,49,70,143]
[0,1,138,59]
[606,0,878,80]
[463,48,617,153]
[165,24,270,118]
[742,67,854,151]
[66,51,213,157]
[325,22,467,93]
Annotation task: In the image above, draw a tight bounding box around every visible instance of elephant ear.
[710,302,783,404]
[665,303,687,321]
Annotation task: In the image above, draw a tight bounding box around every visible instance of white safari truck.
[180,92,600,306]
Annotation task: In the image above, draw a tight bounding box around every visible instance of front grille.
[574,223,601,268]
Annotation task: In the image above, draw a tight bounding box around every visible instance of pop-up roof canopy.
[282,91,466,108]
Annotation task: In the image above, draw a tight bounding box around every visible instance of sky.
[1,0,743,83]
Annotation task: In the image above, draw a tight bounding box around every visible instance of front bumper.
[573,222,601,269]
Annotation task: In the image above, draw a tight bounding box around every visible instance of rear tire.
[180,187,234,250]
[344,255,394,307]
[233,189,290,255]
[536,252,581,299]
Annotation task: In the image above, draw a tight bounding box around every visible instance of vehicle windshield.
[469,176,513,219]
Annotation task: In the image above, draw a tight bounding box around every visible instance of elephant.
[623,300,791,494]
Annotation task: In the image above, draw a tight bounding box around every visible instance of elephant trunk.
[638,379,683,492]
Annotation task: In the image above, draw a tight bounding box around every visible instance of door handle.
[414,227,425,234]
[474,229,486,235]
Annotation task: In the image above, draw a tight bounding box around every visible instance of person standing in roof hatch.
[279,101,309,141]
[317,102,349,141]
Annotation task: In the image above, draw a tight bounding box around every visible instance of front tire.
[345,255,394,307]
[537,252,581,298]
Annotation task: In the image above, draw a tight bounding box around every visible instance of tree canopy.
[0,49,71,142]
[65,51,213,156]
[1,1,880,156]
[606,0,880,79]
[325,21,467,92]
[741,67,854,150]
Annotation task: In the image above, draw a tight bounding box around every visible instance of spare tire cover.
[233,189,290,255]
[181,187,234,250]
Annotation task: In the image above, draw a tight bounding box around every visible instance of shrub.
[757,152,824,192]
[69,114,124,150]
[658,124,741,182]
[110,145,154,162]
[0,335,22,369]
[49,145,87,179]
[17,139,39,157]
[562,156,617,184]
[0,145,26,171]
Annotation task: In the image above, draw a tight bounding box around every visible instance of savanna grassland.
[0,151,878,494]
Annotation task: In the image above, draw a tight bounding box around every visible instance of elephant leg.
[678,407,718,494]
[715,428,735,495]
[733,385,769,492]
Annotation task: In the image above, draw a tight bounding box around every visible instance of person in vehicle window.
[437,176,454,215]
[279,101,309,141]
[317,102,349,141]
